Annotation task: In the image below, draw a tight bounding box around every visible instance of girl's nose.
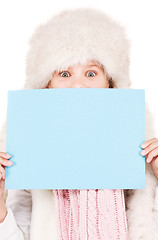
[71,78,85,88]
[72,84,84,88]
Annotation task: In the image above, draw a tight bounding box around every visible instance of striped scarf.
[53,189,128,240]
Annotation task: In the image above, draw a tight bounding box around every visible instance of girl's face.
[46,60,109,88]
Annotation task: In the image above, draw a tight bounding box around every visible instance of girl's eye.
[86,71,96,77]
[60,71,70,77]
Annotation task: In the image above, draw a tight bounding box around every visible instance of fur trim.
[30,190,58,240]
[24,8,131,90]
[0,121,7,153]
[125,103,158,240]
[0,121,8,203]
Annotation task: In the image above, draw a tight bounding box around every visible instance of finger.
[0,152,11,159]
[0,171,5,180]
[141,138,157,149]
[146,148,158,163]
[0,158,13,166]
[0,166,5,178]
[141,141,158,156]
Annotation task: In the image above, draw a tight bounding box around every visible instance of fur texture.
[23,8,131,90]
[125,103,158,240]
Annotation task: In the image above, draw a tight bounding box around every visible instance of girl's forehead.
[84,59,101,67]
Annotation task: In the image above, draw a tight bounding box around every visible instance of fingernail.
[141,150,145,156]
[8,161,13,165]
[141,143,145,148]
[6,153,11,158]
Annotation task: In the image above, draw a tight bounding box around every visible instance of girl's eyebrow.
[86,65,100,68]
[69,65,99,69]
[59,64,100,72]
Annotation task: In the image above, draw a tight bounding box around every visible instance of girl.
[0,8,158,240]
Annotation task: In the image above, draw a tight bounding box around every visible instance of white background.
[0,0,158,135]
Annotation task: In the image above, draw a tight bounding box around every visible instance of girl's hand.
[140,138,158,178]
[0,152,13,198]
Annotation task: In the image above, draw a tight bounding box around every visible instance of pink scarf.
[53,189,128,240]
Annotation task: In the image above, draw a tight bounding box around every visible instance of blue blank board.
[6,88,145,189]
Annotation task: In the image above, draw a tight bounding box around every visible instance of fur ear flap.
[0,120,7,153]
[0,120,8,203]
[30,190,59,240]
[125,103,158,240]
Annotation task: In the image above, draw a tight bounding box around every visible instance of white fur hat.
[24,7,131,89]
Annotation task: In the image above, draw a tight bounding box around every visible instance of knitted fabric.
[53,189,128,240]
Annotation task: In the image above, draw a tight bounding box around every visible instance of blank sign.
[6,88,145,189]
